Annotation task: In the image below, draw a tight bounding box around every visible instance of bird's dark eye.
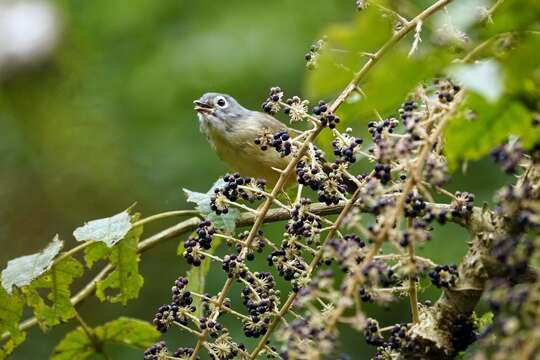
[216,96,228,108]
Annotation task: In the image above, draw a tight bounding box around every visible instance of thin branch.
[407,218,420,324]
[2,198,472,342]
[324,89,464,333]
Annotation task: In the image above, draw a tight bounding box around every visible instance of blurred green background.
[0,0,513,358]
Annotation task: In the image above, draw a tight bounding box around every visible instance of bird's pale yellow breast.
[207,116,292,186]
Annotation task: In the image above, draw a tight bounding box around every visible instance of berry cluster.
[424,206,449,225]
[210,173,266,215]
[399,100,418,124]
[404,192,427,218]
[450,191,475,218]
[435,79,460,104]
[399,218,432,247]
[268,244,307,283]
[368,119,399,143]
[491,138,524,174]
[222,254,247,278]
[231,230,266,260]
[144,341,168,360]
[144,343,200,360]
[429,264,459,288]
[172,276,193,306]
[296,157,348,205]
[153,304,185,333]
[153,276,195,333]
[490,235,534,281]
[313,100,340,128]
[373,163,392,184]
[398,101,426,140]
[278,317,336,358]
[199,317,224,337]
[364,318,385,346]
[241,272,278,338]
[286,199,322,242]
[363,260,398,287]
[173,347,198,360]
[324,234,366,272]
[358,287,373,302]
[183,220,215,266]
[305,37,326,70]
[270,129,293,156]
[368,118,413,165]
[296,159,325,190]
[318,174,349,205]
[332,131,364,163]
[386,324,413,350]
[495,180,540,232]
[424,154,449,186]
[262,87,283,114]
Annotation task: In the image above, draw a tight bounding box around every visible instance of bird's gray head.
[194,93,251,135]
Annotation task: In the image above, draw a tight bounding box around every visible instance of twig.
[406,218,420,324]
[3,198,471,341]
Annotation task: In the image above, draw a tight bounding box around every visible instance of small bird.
[194,92,295,187]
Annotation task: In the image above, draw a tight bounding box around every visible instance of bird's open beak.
[193,100,213,114]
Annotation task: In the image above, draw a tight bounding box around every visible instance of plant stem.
[2,199,471,342]
[133,210,201,227]
[407,218,420,324]
[324,90,464,334]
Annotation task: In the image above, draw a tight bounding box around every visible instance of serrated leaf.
[444,94,539,170]
[51,317,159,360]
[1,235,63,294]
[0,288,26,358]
[22,256,84,329]
[185,238,222,318]
[95,225,144,304]
[83,242,110,269]
[94,317,159,348]
[73,210,132,247]
[51,327,94,360]
[184,178,240,233]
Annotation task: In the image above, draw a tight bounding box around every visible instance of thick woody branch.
[407,193,538,358]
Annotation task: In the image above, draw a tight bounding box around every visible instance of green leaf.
[95,224,144,304]
[94,317,160,348]
[1,235,63,294]
[184,178,240,233]
[304,5,392,100]
[444,94,539,170]
[73,209,133,247]
[51,327,94,360]
[473,311,494,330]
[51,317,159,360]
[304,6,454,113]
[83,242,110,269]
[304,4,454,150]
[22,256,84,329]
[444,35,540,170]
[0,288,26,358]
